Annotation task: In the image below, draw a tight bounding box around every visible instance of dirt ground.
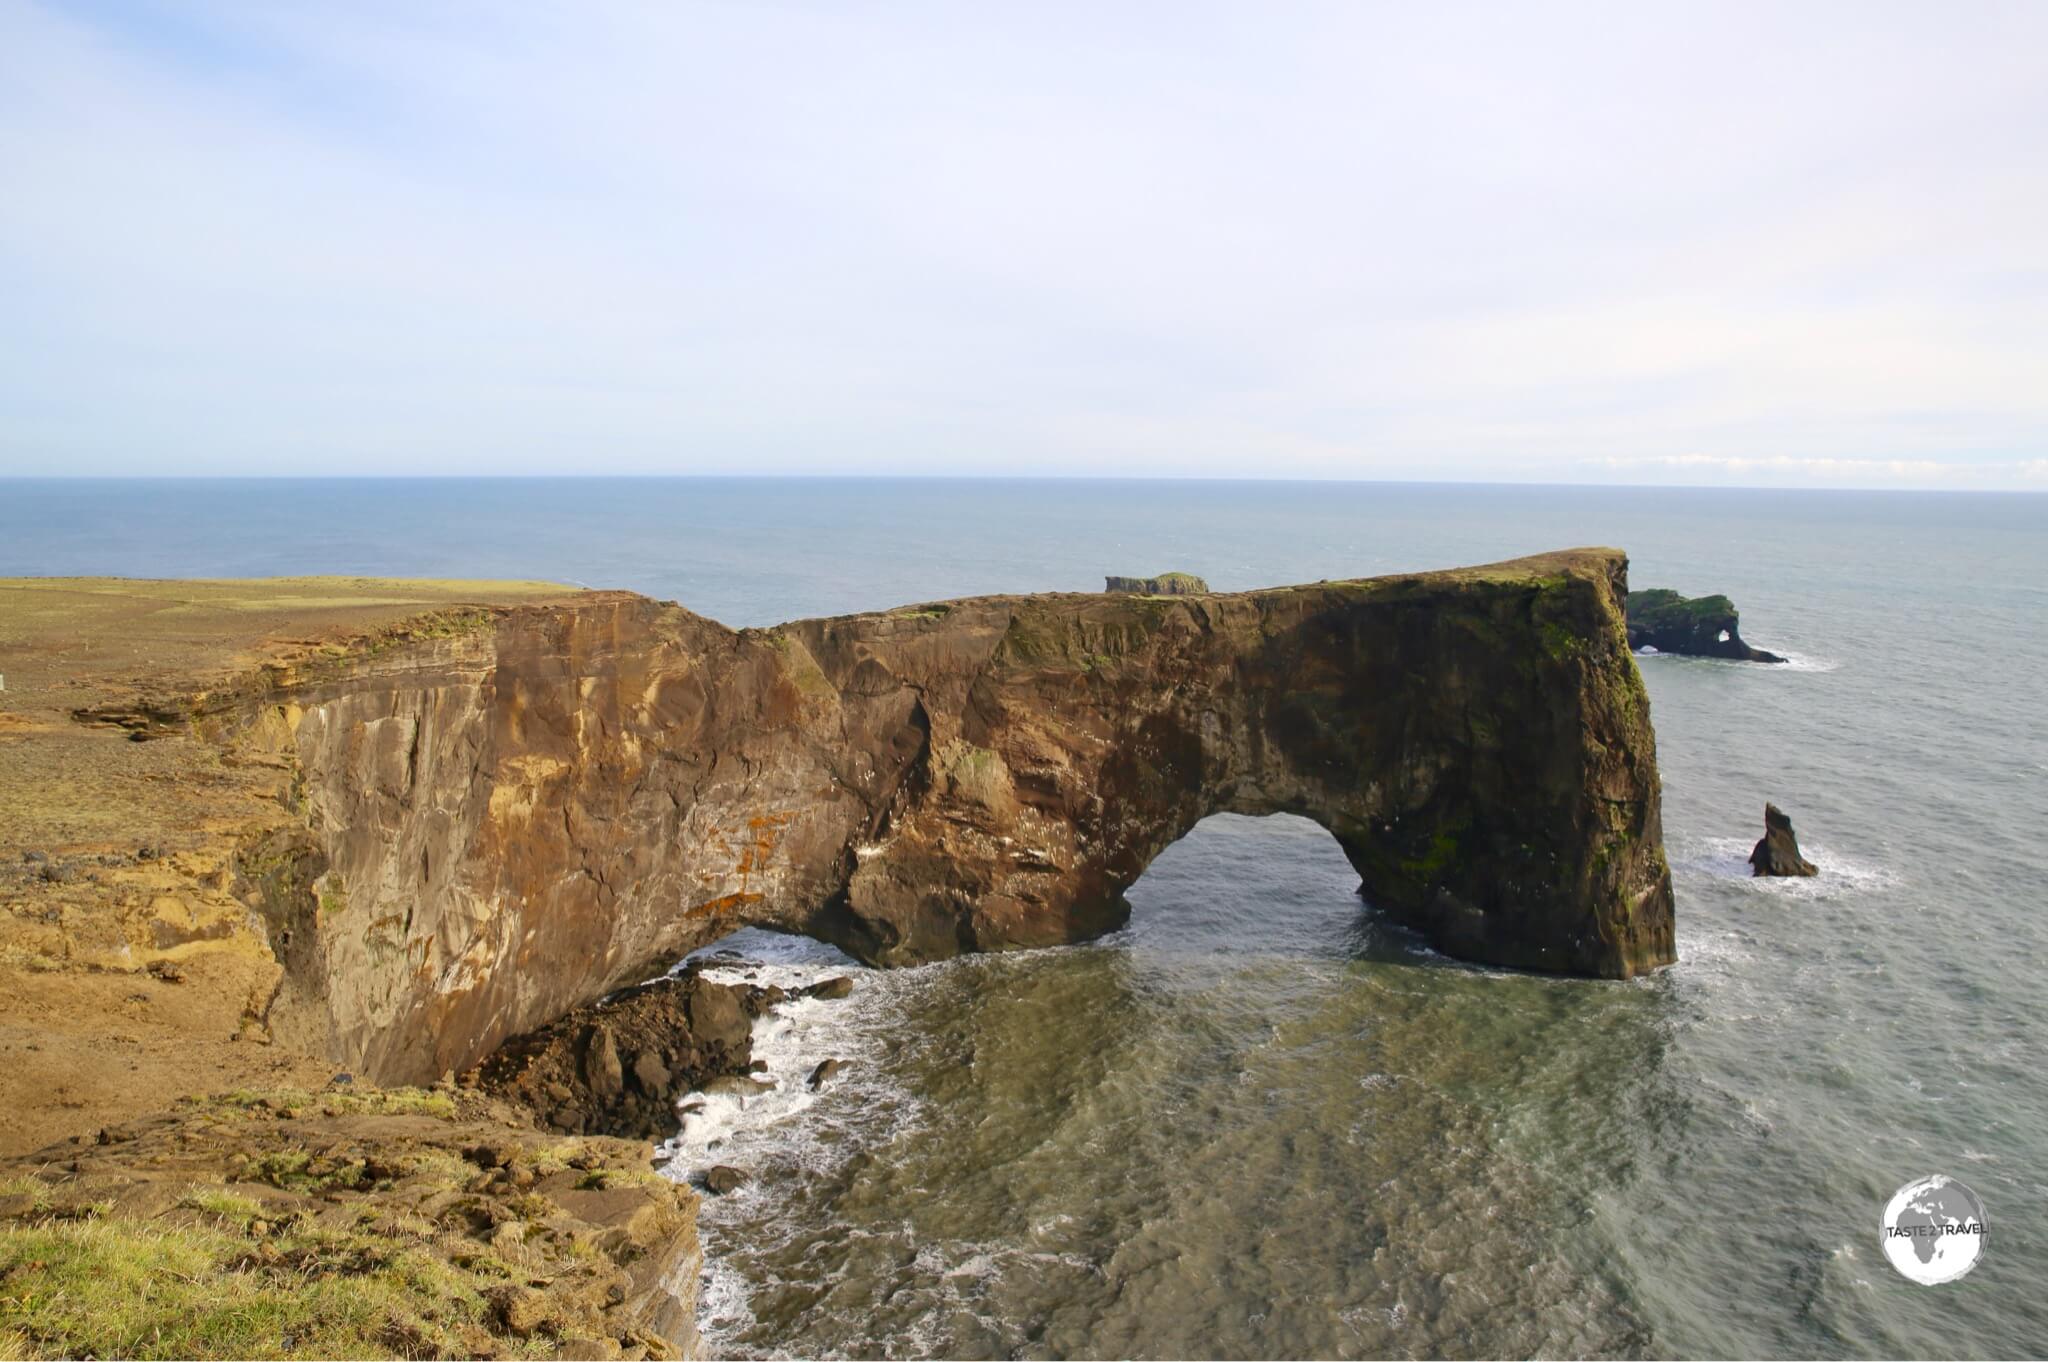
[0,577,580,1156]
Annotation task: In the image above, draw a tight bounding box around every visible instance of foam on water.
[1635,645,1839,673]
[1671,833,1901,898]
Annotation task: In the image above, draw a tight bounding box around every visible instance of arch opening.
[1118,812,1448,968]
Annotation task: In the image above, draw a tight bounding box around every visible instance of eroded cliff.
[216,548,1673,1086]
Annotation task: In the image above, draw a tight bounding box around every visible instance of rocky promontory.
[0,553,1678,1356]
[1625,588,1786,662]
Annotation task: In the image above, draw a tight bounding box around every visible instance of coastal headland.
[0,550,1673,1357]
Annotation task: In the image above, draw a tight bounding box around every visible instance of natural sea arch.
[239,549,1674,1083]
[1121,812,1390,955]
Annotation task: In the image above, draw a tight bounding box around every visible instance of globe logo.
[1881,1175,1988,1284]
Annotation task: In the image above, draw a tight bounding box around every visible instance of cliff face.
[229,549,1673,1086]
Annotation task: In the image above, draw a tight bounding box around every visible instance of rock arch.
[239,548,1674,1083]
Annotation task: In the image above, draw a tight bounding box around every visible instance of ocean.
[3,477,2043,1358]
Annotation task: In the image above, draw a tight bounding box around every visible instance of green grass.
[177,1189,265,1226]
[0,1180,50,1223]
[204,1087,457,1121]
[0,1217,546,1360]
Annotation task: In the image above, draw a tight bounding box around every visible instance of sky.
[1,1,2045,487]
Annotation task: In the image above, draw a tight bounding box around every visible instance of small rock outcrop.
[1625,588,1785,662]
[1749,803,1819,877]
[470,972,768,1140]
[1104,571,1209,594]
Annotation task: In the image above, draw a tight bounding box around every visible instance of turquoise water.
[4,478,2044,1357]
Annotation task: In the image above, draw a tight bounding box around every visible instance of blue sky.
[2,1,2045,487]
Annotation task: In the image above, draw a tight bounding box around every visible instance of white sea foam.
[1762,647,1838,673]
[1673,835,1900,899]
[656,937,888,1177]
[654,928,937,1357]
[1634,645,1838,673]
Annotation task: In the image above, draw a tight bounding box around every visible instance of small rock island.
[1625,588,1786,662]
[1749,803,1819,877]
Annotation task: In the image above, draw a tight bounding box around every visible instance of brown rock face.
[223,548,1674,1086]
[1749,802,1819,877]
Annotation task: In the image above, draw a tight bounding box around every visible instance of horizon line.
[2,472,2044,495]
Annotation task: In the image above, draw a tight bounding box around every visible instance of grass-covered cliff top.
[1624,587,1738,626]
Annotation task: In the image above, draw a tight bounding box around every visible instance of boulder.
[684,980,751,1052]
[1748,803,1818,877]
[805,976,855,1000]
[582,1026,623,1099]
[807,1058,846,1090]
[702,1165,748,1195]
[630,1049,672,1097]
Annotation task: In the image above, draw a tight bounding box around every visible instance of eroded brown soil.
[0,577,581,1156]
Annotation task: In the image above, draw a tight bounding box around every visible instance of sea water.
[4,478,2043,1357]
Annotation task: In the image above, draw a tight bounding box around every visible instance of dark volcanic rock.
[224,547,1672,1085]
[702,1165,748,1195]
[472,975,764,1140]
[1625,588,1785,662]
[1105,571,1209,594]
[1749,803,1819,877]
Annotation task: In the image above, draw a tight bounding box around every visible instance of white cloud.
[0,0,2045,485]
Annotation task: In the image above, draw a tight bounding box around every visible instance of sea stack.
[1749,803,1819,877]
[1625,589,1785,663]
